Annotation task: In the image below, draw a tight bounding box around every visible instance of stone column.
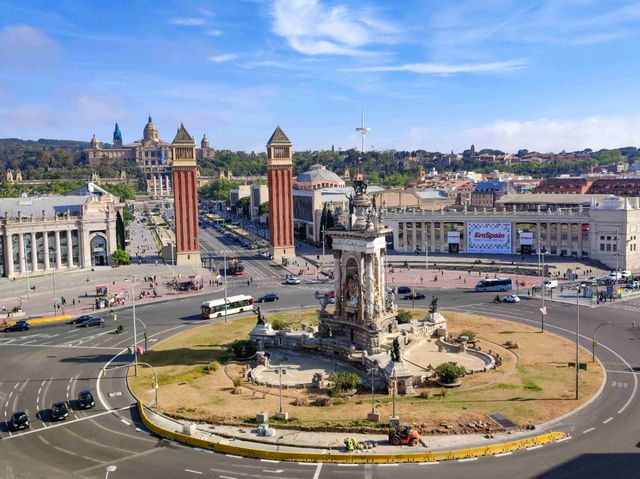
[166,175,171,195]
[67,230,73,267]
[55,231,62,269]
[82,229,92,268]
[546,222,552,252]
[440,224,445,253]
[577,224,583,257]
[556,223,562,255]
[18,233,25,274]
[392,223,400,252]
[365,253,375,322]
[430,222,436,253]
[5,234,14,277]
[153,176,158,196]
[44,232,51,271]
[411,224,417,253]
[512,223,518,254]
[30,232,38,272]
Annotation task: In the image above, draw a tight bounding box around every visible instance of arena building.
[381,194,640,271]
[0,183,123,278]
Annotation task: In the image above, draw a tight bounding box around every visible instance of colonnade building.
[0,183,123,278]
[382,194,640,271]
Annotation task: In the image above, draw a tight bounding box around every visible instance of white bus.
[475,278,513,292]
[201,294,254,319]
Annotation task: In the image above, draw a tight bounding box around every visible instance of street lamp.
[540,247,546,332]
[411,277,420,309]
[367,361,379,416]
[104,465,117,479]
[575,286,581,400]
[592,321,616,362]
[124,276,139,376]
[48,247,58,316]
[104,361,158,407]
[424,240,429,277]
[23,237,31,300]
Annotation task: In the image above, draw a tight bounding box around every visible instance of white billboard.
[447,231,460,244]
[467,222,512,254]
[519,231,533,246]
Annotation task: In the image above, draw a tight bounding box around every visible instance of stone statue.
[429,296,439,314]
[391,336,401,362]
[345,273,359,306]
[385,287,395,310]
[253,307,266,325]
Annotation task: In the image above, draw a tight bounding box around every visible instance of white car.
[503,295,521,303]
[285,276,301,285]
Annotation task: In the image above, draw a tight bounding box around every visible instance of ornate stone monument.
[318,180,397,356]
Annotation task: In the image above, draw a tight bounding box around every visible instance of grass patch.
[523,380,543,392]
[496,383,519,390]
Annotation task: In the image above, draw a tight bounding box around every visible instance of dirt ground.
[129,308,603,433]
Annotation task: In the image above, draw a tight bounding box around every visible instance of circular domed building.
[294,164,345,190]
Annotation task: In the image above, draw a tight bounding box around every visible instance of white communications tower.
[355,107,371,153]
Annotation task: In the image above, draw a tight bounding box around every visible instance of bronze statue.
[429,296,439,314]
[253,307,266,325]
[391,336,401,362]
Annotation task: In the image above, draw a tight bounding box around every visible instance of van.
[621,270,632,279]
[607,272,622,281]
[542,280,558,289]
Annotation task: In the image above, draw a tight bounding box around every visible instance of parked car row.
[6,390,95,432]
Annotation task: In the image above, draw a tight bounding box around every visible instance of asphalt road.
[1,239,638,478]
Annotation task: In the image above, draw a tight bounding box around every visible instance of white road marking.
[219,476,237,479]
[458,458,478,462]
[583,427,596,434]
[184,469,203,475]
[337,464,358,467]
[261,459,280,463]
[21,340,37,345]
[262,469,284,474]
[0,343,121,351]
[225,454,242,459]
[495,452,513,457]
[603,417,613,424]
[418,461,440,465]
[121,418,131,426]
[526,445,544,451]
[555,436,571,443]
[313,463,323,479]
[53,446,78,456]
[379,464,399,467]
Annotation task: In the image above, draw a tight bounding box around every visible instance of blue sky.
[1,0,640,153]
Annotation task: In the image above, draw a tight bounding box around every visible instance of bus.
[201,294,254,319]
[475,278,513,292]
[229,258,245,275]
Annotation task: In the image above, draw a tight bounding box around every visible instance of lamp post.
[367,360,379,419]
[575,286,581,400]
[540,248,546,332]
[223,253,228,322]
[124,276,139,376]
[104,465,117,479]
[321,224,326,274]
[424,240,429,277]
[391,369,397,419]
[592,321,616,362]
[104,361,158,407]
[411,277,420,309]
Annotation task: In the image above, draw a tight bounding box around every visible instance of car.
[51,401,70,421]
[403,292,426,300]
[9,411,29,431]
[503,294,521,303]
[396,286,412,294]
[78,317,104,328]
[542,280,558,289]
[324,291,336,299]
[4,320,29,332]
[621,270,632,279]
[257,423,276,436]
[285,276,301,285]
[68,315,98,325]
[257,293,279,303]
[607,272,622,281]
[77,390,95,409]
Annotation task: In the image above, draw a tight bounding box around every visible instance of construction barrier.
[137,402,567,464]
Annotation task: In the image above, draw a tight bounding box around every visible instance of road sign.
[540,307,547,316]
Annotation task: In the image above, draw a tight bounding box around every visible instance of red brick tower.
[171,123,200,266]
[266,126,295,262]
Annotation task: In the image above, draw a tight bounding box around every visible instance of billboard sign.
[467,222,512,254]
[447,231,460,244]
[519,232,533,246]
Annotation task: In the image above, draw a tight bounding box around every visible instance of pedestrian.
[72,298,76,305]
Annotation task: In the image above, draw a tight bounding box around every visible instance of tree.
[435,362,466,385]
[102,183,135,201]
[328,372,361,395]
[231,339,256,359]
[258,201,269,216]
[396,310,413,324]
[111,249,131,266]
[236,196,251,218]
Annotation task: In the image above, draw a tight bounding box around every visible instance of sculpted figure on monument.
[253,307,266,325]
[391,336,401,362]
[345,272,359,306]
[429,296,439,314]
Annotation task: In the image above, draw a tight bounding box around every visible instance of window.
[606,244,611,251]
[613,244,617,252]
[607,236,611,241]
[600,244,605,251]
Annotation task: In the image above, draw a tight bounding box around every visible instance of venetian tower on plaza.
[171,124,200,266]
[266,127,295,261]
[320,179,398,354]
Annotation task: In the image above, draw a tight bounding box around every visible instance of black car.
[51,401,70,421]
[4,320,29,332]
[68,315,97,325]
[396,286,412,294]
[404,292,426,300]
[9,411,29,431]
[78,317,104,328]
[77,390,95,410]
[257,293,279,303]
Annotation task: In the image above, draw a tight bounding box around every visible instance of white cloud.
[458,117,640,153]
[348,59,527,75]
[0,25,60,68]
[206,29,222,36]
[240,60,292,69]
[167,18,206,26]
[208,53,238,63]
[271,0,395,56]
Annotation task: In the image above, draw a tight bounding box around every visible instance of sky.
[1,0,640,153]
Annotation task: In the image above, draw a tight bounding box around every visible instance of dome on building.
[595,194,630,210]
[295,164,345,190]
[143,115,159,142]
